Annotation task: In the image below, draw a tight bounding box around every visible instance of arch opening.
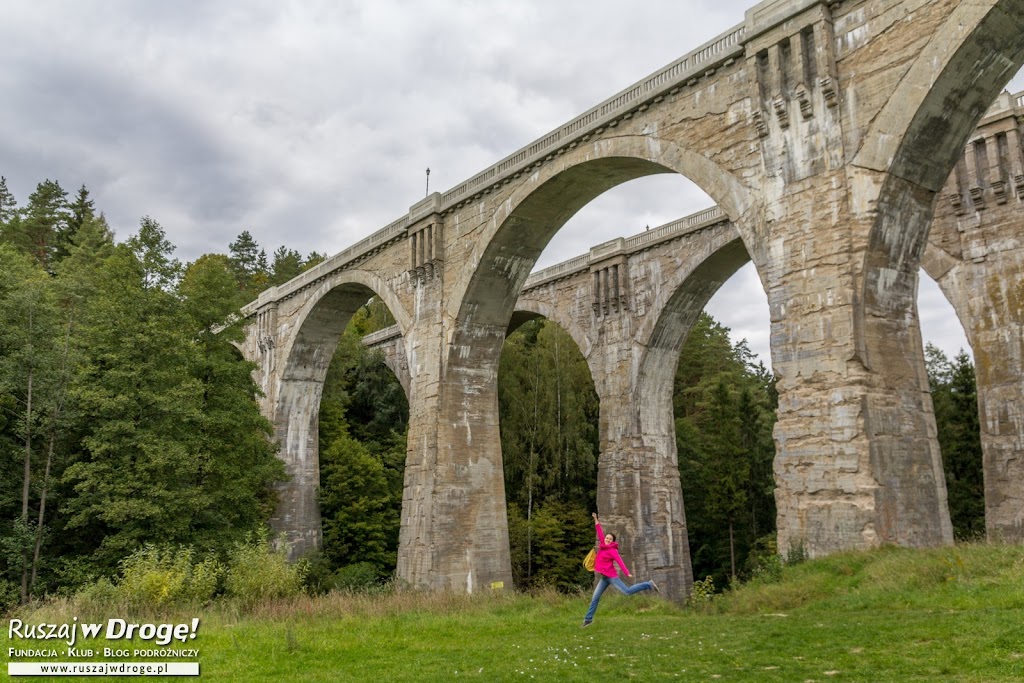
[918,269,985,541]
[272,282,409,573]
[498,316,600,591]
[636,233,778,588]
[509,169,778,592]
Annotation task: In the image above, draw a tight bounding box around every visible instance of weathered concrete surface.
[239,0,1024,590]
[924,90,1024,541]
[520,214,746,598]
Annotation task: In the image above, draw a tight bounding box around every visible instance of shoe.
[650,580,660,593]
[581,620,592,628]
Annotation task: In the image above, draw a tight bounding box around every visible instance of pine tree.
[228,231,264,296]
[319,428,399,576]
[926,344,984,538]
[675,312,777,586]
[7,180,71,270]
[0,177,17,227]
[269,246,304,286]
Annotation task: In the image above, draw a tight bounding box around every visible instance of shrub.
[332,562,382,593]
[116,545,222,609]
[72,578,121,615]
[745,535,783,583]
[786,539,808,565]
[0,578,19,614]
[688,575,716,610]
[299,551,335,595]
[224,529,304,608]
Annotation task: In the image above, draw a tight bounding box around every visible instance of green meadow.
[5,543,1024,682]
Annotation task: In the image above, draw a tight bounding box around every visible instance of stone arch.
[363,328,412,399]
[634,229,752,438]
[436,139,757,597]
[508,299,593,363]
[270,269,409,558]
[277,269,412,377]
[854,1,1024,193]
[920,244,976,350]
[858,0,1024,321]
[830,0,1024,553]
[451,135,756,334]
[446,135,757,385]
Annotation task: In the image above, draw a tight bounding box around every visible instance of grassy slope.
[5,543,1024,682]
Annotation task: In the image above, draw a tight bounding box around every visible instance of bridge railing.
[522,204,730,290]
[363,325,402,347]
[437,23,746,212]
[242,0,1023,319]
[242,19,751,316]
[240,214,410,317]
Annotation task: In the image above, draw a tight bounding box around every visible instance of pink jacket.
[594,522,630,578]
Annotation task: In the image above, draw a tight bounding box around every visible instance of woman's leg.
[583,576,610,624]
[608,576,654,596]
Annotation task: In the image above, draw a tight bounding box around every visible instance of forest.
[0,176,985,608]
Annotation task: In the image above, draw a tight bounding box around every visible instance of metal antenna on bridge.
[425,168,430,197]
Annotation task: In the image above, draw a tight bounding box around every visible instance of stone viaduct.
[239,0,1024,598]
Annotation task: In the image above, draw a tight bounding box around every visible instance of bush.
[745,535,783,583]
[224,529,304,608]
[688,575,716,610]
[116,545,222,609]
[0,578,19,614]
[299,551,335,595]
[72,578,121,615]
[786,539,808,565]
[332,562,382,593]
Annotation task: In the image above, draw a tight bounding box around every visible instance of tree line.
[0,178,306,607]
[0,175,988,606]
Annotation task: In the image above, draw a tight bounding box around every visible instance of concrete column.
[932,230,1024,541]
[767,171,953,558]
[975,307,1024,541]
[269,379,324,559]
[396,320,514,592]
[592,335,693,601]
[1004,126,1024,198]
[767,43,789,127]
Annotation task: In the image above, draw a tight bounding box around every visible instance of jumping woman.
[582,512,659,627]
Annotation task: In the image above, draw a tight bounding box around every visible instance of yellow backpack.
[583,547,597,572]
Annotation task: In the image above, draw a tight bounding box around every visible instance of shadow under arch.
[270,271,409,559]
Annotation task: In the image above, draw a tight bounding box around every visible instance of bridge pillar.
[595,398,693,600]
[974,302,1024,541]
[765,168,955,558]
[926,100,1024,540]
[966,267,1024,541]
[395,315,514,592]
[591,316,693,601]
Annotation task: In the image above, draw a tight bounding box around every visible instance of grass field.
[5,543,1024,681]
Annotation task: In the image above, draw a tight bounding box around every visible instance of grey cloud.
[0,0,1015,364]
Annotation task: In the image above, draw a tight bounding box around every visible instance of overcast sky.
[2,1,1021,367]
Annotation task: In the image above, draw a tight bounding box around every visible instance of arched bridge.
[239,0,1024,597]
